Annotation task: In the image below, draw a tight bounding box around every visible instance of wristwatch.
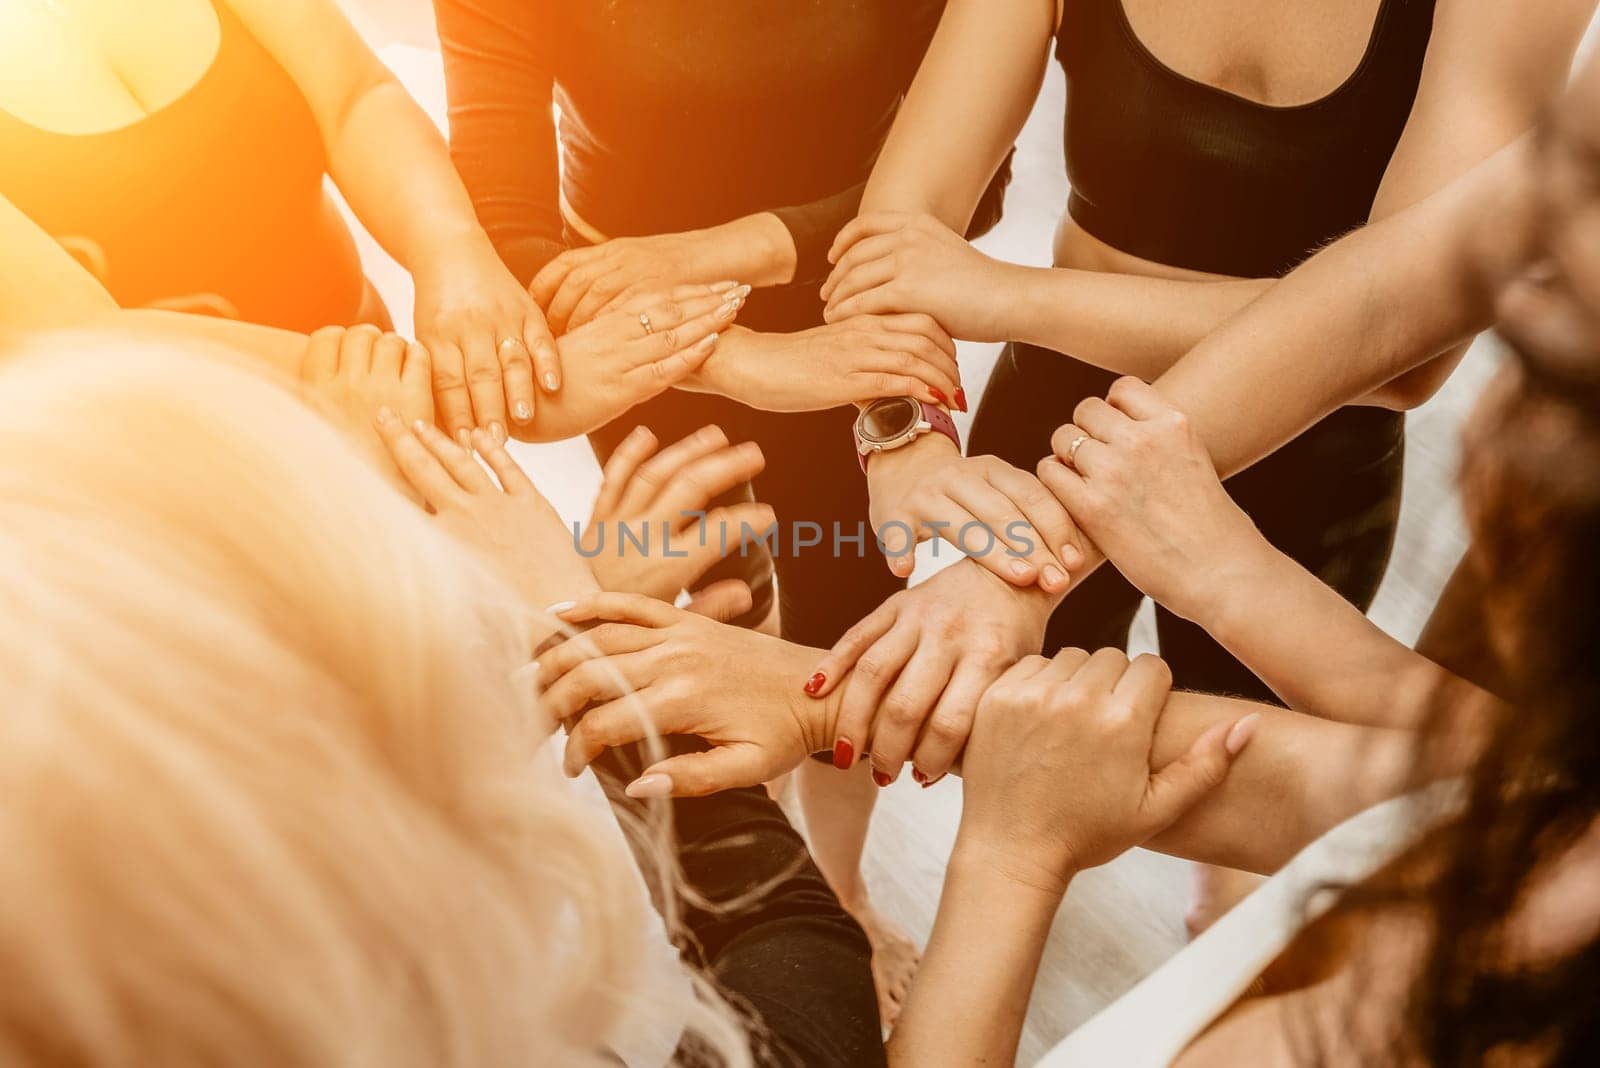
[853,397,961,473]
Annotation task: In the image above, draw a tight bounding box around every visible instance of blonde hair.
[0,332,745,1067]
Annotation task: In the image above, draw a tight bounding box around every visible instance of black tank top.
[1059,0,1437,278]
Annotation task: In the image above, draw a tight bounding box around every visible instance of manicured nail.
[1060,544,1082,566]
[872,769,894,788]
[710,280,739,293]
[513,400,532,422]
[545,601,577,616]
[456,429,471,450]
[832,737,855,770]
[489,421,506,443]
[911,767,927,786]
[930,388,948,407]
[954,387,969,412]
[1225,713,1262,755]
[543,372,560,391]
[804,671,827,697]
[697,332,719,351]
[1042,564,1067,589]
[730,284,752,300]
[1009,558,1034,579]
[718,298,741,320]
[926,773,947,788]
[625,774,673,799]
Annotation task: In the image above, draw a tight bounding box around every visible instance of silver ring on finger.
[639,312,654,336]
[1066,434,1090,468]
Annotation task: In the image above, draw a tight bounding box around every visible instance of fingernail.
[832,737,854,770]
[1009,558,1034,579]
[1225,713,1262,755]
[698,332,719,350]
[490,421,506,443]
[926,773,947,788]
[730,284,752,300]
[930,388,948,407]
[1042,564,1067,589]
[872,769,894,788]
[513,400,533,422]
[413,419,429,434]
[375,406,395,424]
[624,774,673,799]
[718,299,741,320]
[804,671,827,697]
[911,767,927,786]
[545,601,577,616]
[456,429,472,450]
[711,280,739,293]
[1060,544,1081,565]
[954,387,969,412]
[543,372,560,391]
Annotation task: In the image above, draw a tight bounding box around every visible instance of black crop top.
[1059,0,1437,278]
[435,1,1007,288]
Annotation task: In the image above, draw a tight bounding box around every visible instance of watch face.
[859,397,920,444]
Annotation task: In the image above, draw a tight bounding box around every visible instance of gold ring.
[639,312,654,336]
[1066,434,1089,466]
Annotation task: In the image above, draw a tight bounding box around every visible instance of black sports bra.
[1059,0,1437,278]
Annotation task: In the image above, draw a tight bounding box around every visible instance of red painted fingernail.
[803,671,827,697]
[930,388,948,407]
[832,738,855,770]
[872,769,894,788]
[911,767,927,786]
[925,773,946,788]
[954,388,969,412]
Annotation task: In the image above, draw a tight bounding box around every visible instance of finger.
[1106,376,1169,420]
[568,269,628,331]
[556,591,685,629]
[835,622,920,771]
[498,334,537,427]
[992,653,1055,688]
[821,232,901,301]
[614,282,741,316]
[1050,422,1110,477]
[626,290,745,365]
[534,622,663,690]
[529,249,587,309]
[1064,647,1131,703]
[1073,396,1135,444]
[470,428,538,495]
[1113,653,1174,734]
[594,425,659,519]
[682,578,754,622]
[413,417,494,493]
[986,462,1086,580]
[941,479,1051,585]
[462,331,508,438]
[372,408,464,508]
[656,440,765,519]
[808,601,899,700]
[823,258,900,321]
[523,310,563,395]
[372,331,407,380]
[545,651,665,737]
[827,211,913,266]
[673,502,778,593]
[302,325,343,382]
[867,640,957,784]
[909,660,990,783]
[873,311,960,362]
[628,745,772,799]
[865,339,962,405]
[562,685,691,776]
[545,265,606,334]
[621,325,722,392]
[623,423,731,514]
[335,323,381,377]
[430,341,475,443]
[1143,713,1260,833]
[401,341,432,401]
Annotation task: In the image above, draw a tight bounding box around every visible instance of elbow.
[1362,343,1472,411]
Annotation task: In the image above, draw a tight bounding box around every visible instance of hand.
[867,439,1084,590]
[532,213,796,332]
[583,423,776,601]
[374,410,596,611]
[535,594,834,797]
[413,237,560,441]
[805,559,1056,786]
[822,212,1020,341]
[300,325,433,466]
[957,648,1258,894]
[536,284,747,438]
[688,314,967,412]
[1038,377,1263,622]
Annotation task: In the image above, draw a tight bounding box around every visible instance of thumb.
[683,578,755,622]
[1142,712,1261,833]
[626,745,770,799]
[877,508,918,578]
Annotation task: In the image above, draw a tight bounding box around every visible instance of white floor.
[337,11,1578,1060]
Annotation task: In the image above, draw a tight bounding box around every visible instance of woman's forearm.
[891,848,1067,1067]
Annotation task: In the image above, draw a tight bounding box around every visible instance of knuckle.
[882,693,920,725]
[467,362,502,385]
[855,654,886,681]
[659,327,681,351]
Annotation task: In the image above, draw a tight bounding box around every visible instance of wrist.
[948,834,1078,903]
[698,213,797,288]
[682,325,758,396]
[1176,525,1280,631]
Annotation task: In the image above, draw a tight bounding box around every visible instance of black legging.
[592,738,884,1067]
[971,342,1407,702]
